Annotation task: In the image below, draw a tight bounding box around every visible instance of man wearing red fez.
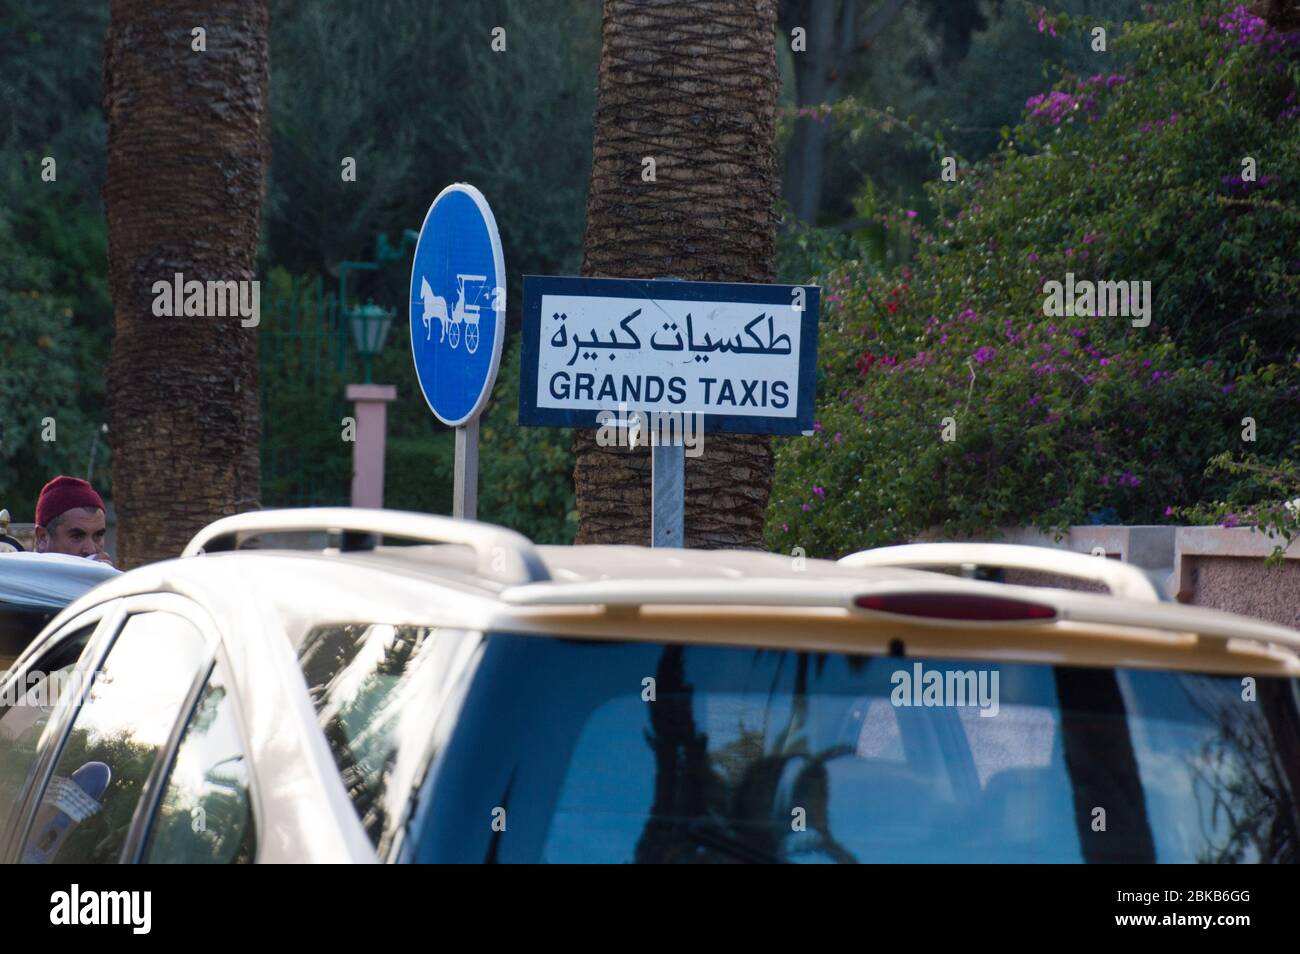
[34,476,113,565]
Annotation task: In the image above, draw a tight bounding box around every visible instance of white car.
[1,508,1297,864]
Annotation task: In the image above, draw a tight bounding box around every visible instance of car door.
[8,594,217,863]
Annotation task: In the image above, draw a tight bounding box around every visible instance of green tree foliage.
[2,0,596,533]
[258,0,598,529]
[0,212,96,505]
[776,0,1146,228]
[0,1,107,203]
[0,1,112,515]
[769,1,1300,556]
[266,0,599,287]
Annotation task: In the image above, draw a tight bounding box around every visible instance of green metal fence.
[258,275,355,507]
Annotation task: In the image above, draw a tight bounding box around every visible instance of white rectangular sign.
[520,276,819,435]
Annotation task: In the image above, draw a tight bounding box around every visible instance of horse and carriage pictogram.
[420,273,489,354]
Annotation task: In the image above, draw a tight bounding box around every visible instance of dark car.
[0,553,119,670]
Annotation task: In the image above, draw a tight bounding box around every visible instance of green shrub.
[258,270,354,507]
[768,1,1300,557]
[1179,448,1300,561]
[384,433,455,515]
[478,338,576,544]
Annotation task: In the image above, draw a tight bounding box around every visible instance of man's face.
[36,508,109,560]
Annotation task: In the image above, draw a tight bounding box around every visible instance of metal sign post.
[650,439,683,547]
[649,275,684,548]
[453,417,479,520]
[409,183,505,523]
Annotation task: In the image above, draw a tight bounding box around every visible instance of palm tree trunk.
[103,1,268,567]
[574,0,780,548]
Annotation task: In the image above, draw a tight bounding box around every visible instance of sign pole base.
[453,417,480,521]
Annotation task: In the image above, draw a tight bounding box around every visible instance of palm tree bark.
[574,0,780,548]
[103,1,267,567]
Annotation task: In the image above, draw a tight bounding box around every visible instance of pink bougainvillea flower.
[1036,7,1058,37]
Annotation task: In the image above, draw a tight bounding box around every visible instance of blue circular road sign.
[409,183,505,426]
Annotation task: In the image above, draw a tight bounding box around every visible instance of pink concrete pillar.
[345,383,397,509]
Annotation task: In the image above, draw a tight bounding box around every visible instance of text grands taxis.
[547,370,790,410]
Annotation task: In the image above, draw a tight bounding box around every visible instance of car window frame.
[5,592,219,864]
[0,599,124,861]
[131,643,261,864]
[389,630,487,863]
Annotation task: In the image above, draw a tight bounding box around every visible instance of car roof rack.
[838,542,1163,603]
[182,508,551,585]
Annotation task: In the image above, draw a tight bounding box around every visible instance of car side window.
[143,660,256,863]
[0,624,97,837]
[20,610,209,864]
[298,623,480,854]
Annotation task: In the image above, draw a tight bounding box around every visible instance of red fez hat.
[36,475,106,527]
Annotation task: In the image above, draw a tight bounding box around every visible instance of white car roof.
[25,507,1300,680]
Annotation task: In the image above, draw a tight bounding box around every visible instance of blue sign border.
[519,275,820,435]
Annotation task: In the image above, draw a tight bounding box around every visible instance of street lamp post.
[337,231,415,510]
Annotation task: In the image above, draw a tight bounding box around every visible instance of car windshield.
[410,633,1300,864]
